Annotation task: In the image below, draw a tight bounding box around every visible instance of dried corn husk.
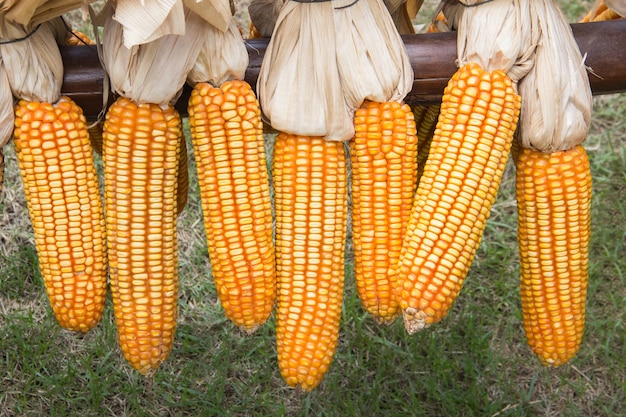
[111,0,232,48]
[258,1,351,140]
[0,59,12,147]
[456,0,538,78]
[384,0,416,34]
[113,0,186,48]
[248,0,285,37]
[99,2,209,106]
[335,0,413,107]
[0,0,94,27]
[606,0,626,16]
[405,0,424,20]
[0,18,68,103]
[258,0,413,142]
[517,0,592,151]
[186,20,248,86]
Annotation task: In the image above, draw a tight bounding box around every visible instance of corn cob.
[396,62,521,333]
[413,104,441,183]
[350,100,418,325]
[188,80,275,332]
[13,97,107,332]
[88,119,188,216]
[516,145,591,367]
[273,133,348,391]
[103,97,181,375]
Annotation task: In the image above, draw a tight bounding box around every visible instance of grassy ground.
[2,1,625,416]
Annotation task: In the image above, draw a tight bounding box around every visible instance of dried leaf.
[183,0,232,32]
[456,0,538,79]
[113,0,185,48]
[258,0,413,142]
[0,18,65,102]
[101,4,209,105]
[605,0,626,16]
[258,1,351,140]
[517,0,592,151]
[0,0,96,27]
[187,20,248,86]
[335,0,413,108]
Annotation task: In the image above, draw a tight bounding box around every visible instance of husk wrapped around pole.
[258,0,413,142]
[0,19,67,103]
[516,0,592,152]
[0,1,98,146]
[186,20,248,86]
[98,1,210,106]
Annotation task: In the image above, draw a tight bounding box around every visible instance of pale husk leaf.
[0,0,95,27]
[113,0,185,48]
[0,59,13,147]
[187,20,248,86]
[0,18,66,102]
[456,0,538,80]
[248,0,285,37]
[517,0,592,151]
[605,0,626,16]
[257,1,353,141]
[100,4,209,105]
[335,0,413,107]
[183,0,232,32]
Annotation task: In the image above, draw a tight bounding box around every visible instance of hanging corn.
[186,17,276,333]
[97,0,219,375]
[397,0,535,333]
[1,3,107,332]
[514,0,593,367]
[258,0,414,388]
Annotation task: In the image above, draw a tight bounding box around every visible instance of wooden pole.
[60,20,626,119]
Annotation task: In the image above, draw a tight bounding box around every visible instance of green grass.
[2,2,626,416]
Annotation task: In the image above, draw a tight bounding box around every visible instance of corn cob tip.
[402,307,429,334]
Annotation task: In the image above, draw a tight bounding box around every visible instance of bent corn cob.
[103,97,181,375]
[516,145,591,367]
[273,133,348,391]
[188,80,275,332]
[397,62,521,333]
[13,97,107,332]
[350,100,418,324]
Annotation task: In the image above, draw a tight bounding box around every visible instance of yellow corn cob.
[350,100,418,325]
[397,62,521,333]
[188,80,275,332]
[413,104,441,183]
[103,97,180,375]
[273,133,348,391]
[13,97,107,332]
[89,119,188,216]
[516,145,591,367]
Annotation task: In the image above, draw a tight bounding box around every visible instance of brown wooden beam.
[60,19,626,119]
